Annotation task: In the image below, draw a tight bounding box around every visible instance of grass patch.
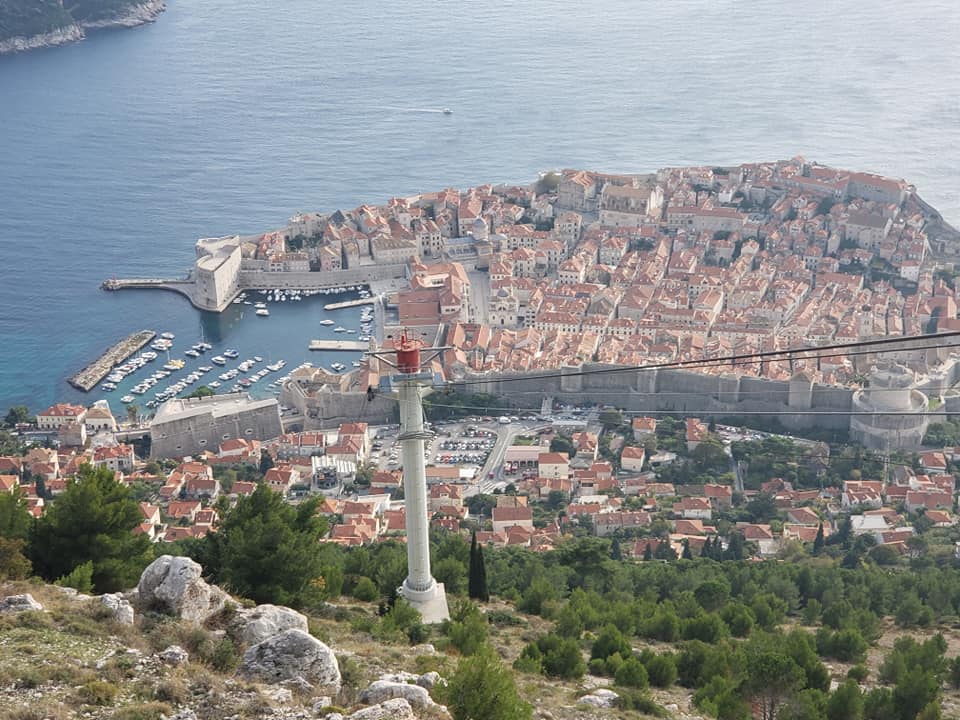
[114,702,173,720]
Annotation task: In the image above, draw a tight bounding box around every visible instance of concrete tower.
[387,332,450,623]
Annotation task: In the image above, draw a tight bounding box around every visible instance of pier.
[323,297,376,310]
[69,330,156,392]
[308,339,369,352]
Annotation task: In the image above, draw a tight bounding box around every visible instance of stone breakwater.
[0,1,166,56]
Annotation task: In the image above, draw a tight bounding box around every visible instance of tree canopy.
[29,464,153,592]
[194,483,330,607]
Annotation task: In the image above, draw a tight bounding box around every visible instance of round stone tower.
[849,363,929,450]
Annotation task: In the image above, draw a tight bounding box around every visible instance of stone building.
[150,393,283,459]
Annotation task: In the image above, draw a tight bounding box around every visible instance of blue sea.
[1,0,959,412]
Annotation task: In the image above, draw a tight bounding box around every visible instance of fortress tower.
[849,362,929,450]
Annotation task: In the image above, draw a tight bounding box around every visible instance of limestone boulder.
[159,645,190,666]
[417,671,441,689]
[347,699,415,720]
[360,680,434,710]
[578,688,619,708]
[0,594,43,613]
[137,555,227,623]
[100,593,135,624]
[239,629,340,693]
[230,603,308,646]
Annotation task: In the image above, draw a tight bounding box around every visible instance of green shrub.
[614,687,667,716]
[56,560,94,593]
[352,576,379,602]
[615,657,649,689]
[78,680,119,706]
[208,637,241,672]
[644,653,678,687]
[847,664,869,682]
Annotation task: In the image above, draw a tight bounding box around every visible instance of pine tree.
[813,523,825,555]
[468,531,488,602]
[29,464,153,593]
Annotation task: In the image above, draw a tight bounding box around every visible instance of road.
[468,270,490,324]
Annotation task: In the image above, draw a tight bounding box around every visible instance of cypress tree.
[681,539,693,560]
[643,542,653,561]
[813,523,825,555]
[469,531,488,601]
[610,536,622,561]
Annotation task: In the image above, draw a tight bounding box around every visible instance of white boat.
[254,302,267,309]
[223,349,239,358]
[333,326,346,333]
[161,332,175,340]
[319,319,335,326]
[101,382,117,391]
[209,381,221,389]
[256,308,270,316]
[121,395,135,403]
[185,349,200,358]
[330,363,345,372]
[211,356,226,365]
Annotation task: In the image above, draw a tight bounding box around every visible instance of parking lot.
[371,420,499,472]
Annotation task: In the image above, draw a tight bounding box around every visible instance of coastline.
[0,0,166,56]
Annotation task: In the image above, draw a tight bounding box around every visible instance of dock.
[308,339,368,352]
[69,330,156,392]
[323,297,376,310]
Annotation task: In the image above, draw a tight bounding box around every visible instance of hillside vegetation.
[0,0,145,42]
[0,0,73,41]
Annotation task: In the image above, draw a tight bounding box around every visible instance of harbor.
[68,330,156,392]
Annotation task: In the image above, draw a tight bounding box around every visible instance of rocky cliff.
[0,0,166,55]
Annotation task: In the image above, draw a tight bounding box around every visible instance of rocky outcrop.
[82,1,166,30]
[239,629,340,693]
[101,593,135,624]
[346,699,416,720]
[229,604,308,646]
[359,680,434,710]
[0,25,84,55]
[0,594,43,613]
[137,555,227,623]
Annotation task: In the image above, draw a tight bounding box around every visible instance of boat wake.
[377,106,451,114]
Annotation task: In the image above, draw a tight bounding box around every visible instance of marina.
[68,330,156,392]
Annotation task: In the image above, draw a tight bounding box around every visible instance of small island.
[0,0,165,55]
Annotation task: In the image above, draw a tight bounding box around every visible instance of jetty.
[323,297,376,310]
[69,330,156,392]
[308,339,368,352]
